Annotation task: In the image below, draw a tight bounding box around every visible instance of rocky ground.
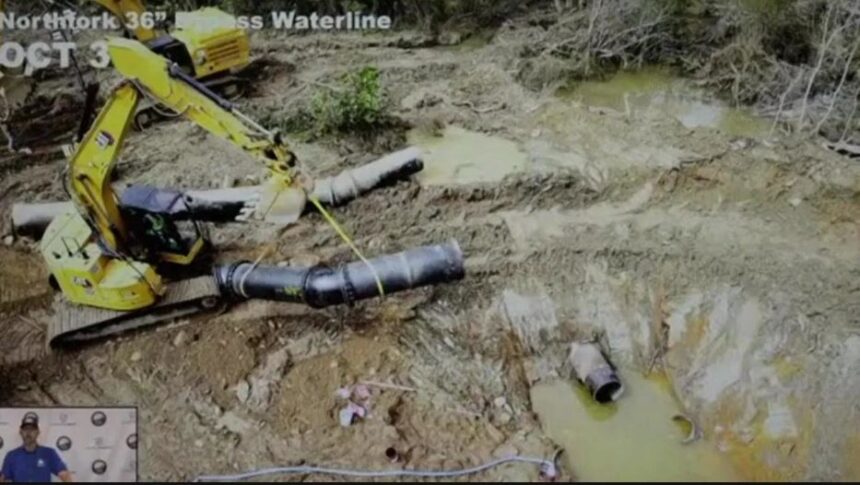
[1,18,859,482]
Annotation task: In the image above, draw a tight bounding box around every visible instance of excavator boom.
[107,37,304,223]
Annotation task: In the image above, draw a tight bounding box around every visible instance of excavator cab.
[118,185,207,266]
[92,1,250,83]
[168,8,251,79]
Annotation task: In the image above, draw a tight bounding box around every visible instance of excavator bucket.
[251,177,308,224]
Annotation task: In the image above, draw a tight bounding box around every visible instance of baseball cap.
[20,415,39,429]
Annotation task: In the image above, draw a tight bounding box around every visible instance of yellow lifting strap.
[307,195,386,298]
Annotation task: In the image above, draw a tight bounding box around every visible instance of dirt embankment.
[1,12,859,482]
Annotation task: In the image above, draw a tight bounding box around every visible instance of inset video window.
[0,407,137,483]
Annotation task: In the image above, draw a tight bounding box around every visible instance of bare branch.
[770,68,804,138]
[798,5,845,131]
[815,37,860,134]
[838,87,859,143]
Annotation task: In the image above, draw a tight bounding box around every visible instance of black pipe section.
[214,240,465,308]
[586,367,623,404]
[569,341,624,404]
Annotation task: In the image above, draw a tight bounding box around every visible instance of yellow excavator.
[87,0,253,128]
[40,36,464,347]
[91,0,250,85]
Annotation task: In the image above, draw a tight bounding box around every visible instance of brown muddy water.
[407,66,771,189]
[557,66,770,138]
[407,125,530,185]
[531,372,740,482]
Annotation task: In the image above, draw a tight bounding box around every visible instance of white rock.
[216,411,253,435]
[130,351,142,362]
[235,380,251,403]
[493,396,507,408]
[789,197,802,207]
[172,330,188,347]
[3,235,13,246]
[339,407,355,427]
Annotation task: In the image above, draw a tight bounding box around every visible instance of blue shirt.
[1,446,67,482]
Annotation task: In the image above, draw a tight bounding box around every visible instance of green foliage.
[310,66,387,134]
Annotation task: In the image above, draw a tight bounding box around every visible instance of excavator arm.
[106,37,304,223]
[67,81,139,252]
[68,36,304,258]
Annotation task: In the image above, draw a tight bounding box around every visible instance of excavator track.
[48,276,223,348]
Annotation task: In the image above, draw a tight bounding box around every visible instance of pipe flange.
[302,265,323,307]
[215,261,250,299]
[341,264,357,307]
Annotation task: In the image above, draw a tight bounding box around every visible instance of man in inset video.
[0,415,73,482]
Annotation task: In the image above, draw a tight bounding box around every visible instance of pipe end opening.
[594,381,623,404]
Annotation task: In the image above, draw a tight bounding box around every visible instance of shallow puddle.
[406,125,530,185]
[558,66,769,138]
[531,372,740,482]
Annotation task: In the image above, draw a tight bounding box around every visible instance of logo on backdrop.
[126,433,137,450]
[51,413,76,426]
[122,410,135,425]
[91,460,107,475]
[56,436,72,451]
[90,411,107,427]
[0,436,4,449]
[87,436,111,450]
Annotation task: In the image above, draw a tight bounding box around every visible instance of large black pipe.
[214,240,464,308]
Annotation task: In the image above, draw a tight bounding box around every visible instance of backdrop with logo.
[0,408,137,482]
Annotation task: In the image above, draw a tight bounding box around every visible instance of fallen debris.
[335,383,374,427]
[671,414,703,445]
[359,380,417,393]
[338,401,367,427]
[824,140,860,157]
